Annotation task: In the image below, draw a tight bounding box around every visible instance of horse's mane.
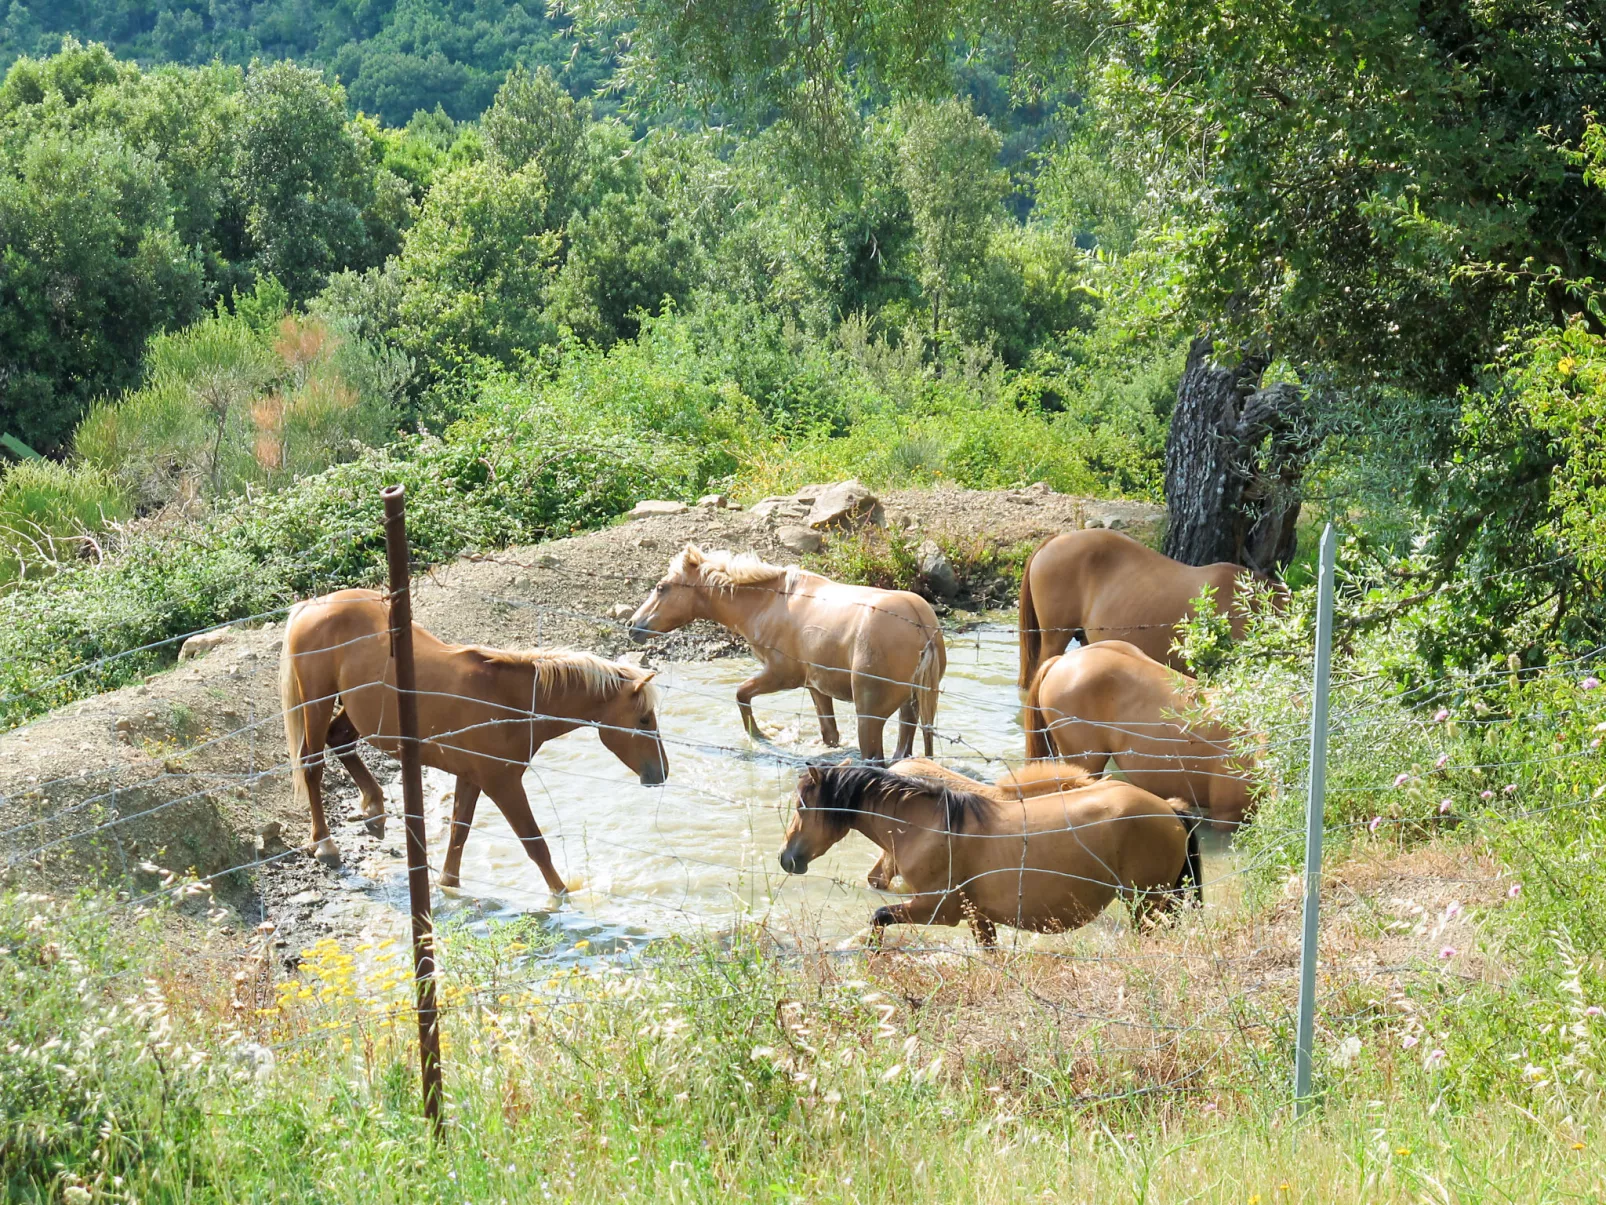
[813,764,992,835]
[671,544,801,591]
[475,647,660,711]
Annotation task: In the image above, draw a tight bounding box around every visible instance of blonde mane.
[669,545,801,591]
[475,647,660,711]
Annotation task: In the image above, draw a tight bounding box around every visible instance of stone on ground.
[627,500,689,519]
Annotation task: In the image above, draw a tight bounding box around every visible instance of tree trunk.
[1162,336,1310,574]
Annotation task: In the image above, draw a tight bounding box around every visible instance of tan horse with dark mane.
[779,764,1202,946]
[1008,640,1254,830]
[1018,528,1284,683]
[629,546,945,761]
[868,758,1095,889]
[281,588,666,892]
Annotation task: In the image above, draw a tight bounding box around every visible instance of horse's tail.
[1018,539,1044,689]
[280,603,313,811]
[1022,656,1058,761]
[1167,798,1205,906]
[913,632,943,754]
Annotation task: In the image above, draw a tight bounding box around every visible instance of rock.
[1024,480,1054,496]
[918,540,960,599]
[777,525,824,555]
[750,496,811,522]
[634,536,658,550]
[610,603,636,621]
[696,494,730,509]
[178,628,233,661]
[627,500,689,519]
[288,889,321,907]
[1004,493,1039,506]
[531,553,559,568]
[806,480,884,531]
[727,503,744,512]
[113,716,134,733]
[255,822,288,856]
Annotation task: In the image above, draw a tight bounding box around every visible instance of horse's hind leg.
[808,688,840,746]
[484,775,568,895]
[440,778,482,890]
[292,696,341,867]
[893,700,916,761]
[326,711,387,838]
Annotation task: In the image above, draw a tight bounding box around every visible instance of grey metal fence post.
[1294,523,1337,1116]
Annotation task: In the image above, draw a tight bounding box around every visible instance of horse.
[778,764,1202,947]
[867,758,1096,889]
[628,545,946,761]
[280,588,666,892]
[1017,528,1285,684]
[1008,641,1255,831]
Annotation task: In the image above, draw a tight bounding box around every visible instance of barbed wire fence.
[3,493,1601,1131]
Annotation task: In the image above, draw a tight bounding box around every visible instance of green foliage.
[75,300,402,509]
[0,458,128,584]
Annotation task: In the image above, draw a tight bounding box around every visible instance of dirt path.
[0,485,1160,954]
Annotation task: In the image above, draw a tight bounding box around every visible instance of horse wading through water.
[1017,528,1286,683]
[779,764,1202,946]
[1010,641,1256,831]
[281,588,666,892]
[629,546,946,761]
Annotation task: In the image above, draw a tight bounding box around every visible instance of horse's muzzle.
[778,849,809,875]
[638,759,667,787]
[628,623,655,644]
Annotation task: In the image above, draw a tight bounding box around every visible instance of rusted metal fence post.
[382,484,444,1136]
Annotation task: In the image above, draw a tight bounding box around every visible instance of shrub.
[0,459,129,585]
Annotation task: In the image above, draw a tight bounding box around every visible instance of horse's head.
[596,666,668,786]
[628,545,707,642]
[779,765,854,874]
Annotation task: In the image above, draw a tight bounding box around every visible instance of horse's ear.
[802,766,821,785]
[681,544,703,567]
[835,757,852,767]
[631,671,657,692]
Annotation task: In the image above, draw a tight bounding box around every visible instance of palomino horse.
[1018,528,1285,683]
[867,758,1095,889]
[778,764,1202,946]
[628,545,946,761]
[281,588,666,892]
[1009,641,1255,830]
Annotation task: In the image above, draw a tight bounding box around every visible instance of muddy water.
[357,626,1234,953]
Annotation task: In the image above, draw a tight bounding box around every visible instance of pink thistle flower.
[1481,790,1495,801]
[1582,677,1601,691]
[1434,708,1450,722]
[1444,901,1462,919]
[1507,883,1522,898]
[1439,946,1457,959]
[1401,1034,1420,1050]
[1424,1048,1447,1070]
[1368,816,1383,833]
[1585,1006,1603,1018]
[1503,783,1519,795]
[1439,799,1453,814]
[1434,753,1450,770]
[1394,773,1411,788]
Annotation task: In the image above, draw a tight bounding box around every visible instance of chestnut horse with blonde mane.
[281,588,666,892]
[1018,528,1285,684]
[1010,640,1255,830]
[779,764,1202,946]
[629,545,945,761]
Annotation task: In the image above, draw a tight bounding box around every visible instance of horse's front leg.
[483,775,568,896]
[893,700,917,761]
[326,710,387,838]
[439,777,482,889]
[735,664,793,742]
[869,890,962,944]
[866,849,895,890]
[808,688,840,746]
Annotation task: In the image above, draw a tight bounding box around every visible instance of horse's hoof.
[312,840,341,869]
[438,872,460,890]
[363,813,386,839]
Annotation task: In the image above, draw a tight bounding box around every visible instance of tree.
[481,65,587,227]
[895,99,1005,347]
[235,62,384,300]
[0,130,205,451]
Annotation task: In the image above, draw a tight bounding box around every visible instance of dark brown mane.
[811,764,990,835]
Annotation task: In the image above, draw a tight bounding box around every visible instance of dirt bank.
[0,485,1161,953]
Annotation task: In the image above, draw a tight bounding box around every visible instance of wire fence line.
[5,515,1603,1124]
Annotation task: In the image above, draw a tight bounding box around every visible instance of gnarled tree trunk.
[1162,336,1310,574]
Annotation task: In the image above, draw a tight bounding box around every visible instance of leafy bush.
[0,459,128,585]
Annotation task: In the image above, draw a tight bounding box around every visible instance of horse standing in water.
[1009,641,1256,831]
[628,545,946,761]
[281,589,666,893]
[1017,528,1285,684]
[779,764,1202,946]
